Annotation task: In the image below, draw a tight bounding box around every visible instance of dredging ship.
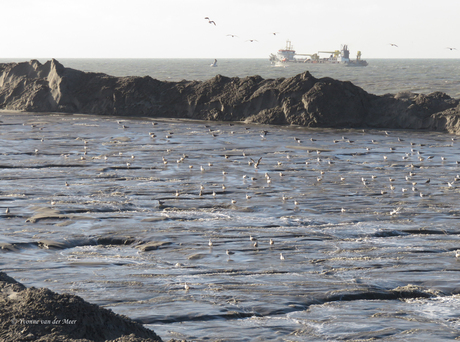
[269,40,368,67]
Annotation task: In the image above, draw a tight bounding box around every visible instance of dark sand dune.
[0,272,187,342]
[1,59,459,133]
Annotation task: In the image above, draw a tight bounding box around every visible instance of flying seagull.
[246,39,258,43]
[447,47,457,50]
[226,34,238,38]
[389,43,398,47]
[204,17,216,25]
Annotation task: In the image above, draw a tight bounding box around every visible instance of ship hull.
[269,41,368,67]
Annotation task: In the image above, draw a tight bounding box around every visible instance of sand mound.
[0,272,164,342]
[1,59,460,133]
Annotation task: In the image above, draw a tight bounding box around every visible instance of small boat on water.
[269,40,368,66]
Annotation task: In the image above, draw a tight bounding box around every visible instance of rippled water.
[2,111,460,341]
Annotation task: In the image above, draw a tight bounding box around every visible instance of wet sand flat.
[2,112,460,341]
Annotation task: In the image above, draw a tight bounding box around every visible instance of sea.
[2,58,460,341]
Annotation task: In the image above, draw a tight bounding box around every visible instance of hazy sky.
[3,0,459,59]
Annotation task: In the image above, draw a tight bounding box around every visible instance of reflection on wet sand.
[2,112,460,341]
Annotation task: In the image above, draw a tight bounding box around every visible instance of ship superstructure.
[271,40,296,62]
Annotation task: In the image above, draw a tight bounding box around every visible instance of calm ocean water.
[2,58,460,341]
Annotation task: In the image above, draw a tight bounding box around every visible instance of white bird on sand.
[390,207,402,216]
[280,253,285,260]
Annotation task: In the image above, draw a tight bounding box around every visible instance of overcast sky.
[3,0,459,59]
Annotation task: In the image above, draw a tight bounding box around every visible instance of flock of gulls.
[142,122,460,291]
[102,121,460,286]
[5,116,460,294]
[204,16,271,43]
[204,16,457,52]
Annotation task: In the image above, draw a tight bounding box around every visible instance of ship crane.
[318,50,341,57]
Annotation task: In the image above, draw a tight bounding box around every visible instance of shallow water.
[2,112,460,341]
